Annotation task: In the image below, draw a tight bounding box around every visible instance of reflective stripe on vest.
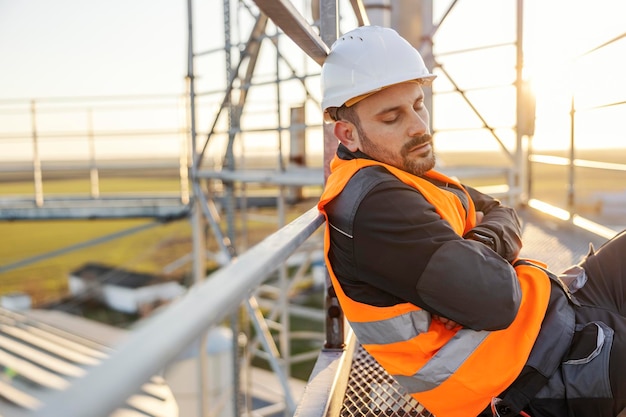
[395,328,489,392]
[351,308,490,391]
[349,309,431,344]
[318,157,552,417]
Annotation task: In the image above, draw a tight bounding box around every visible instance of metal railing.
[29,206,324,417]
[0,95,191,208]
[527,29,626,233]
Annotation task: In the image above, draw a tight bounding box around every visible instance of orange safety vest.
[318,157,552,416]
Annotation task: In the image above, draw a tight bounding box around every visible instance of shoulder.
[327,165,408,214]
[326,165,430,236]
[349,165,402,194]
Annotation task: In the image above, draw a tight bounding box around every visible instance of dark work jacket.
[323,145,576,415]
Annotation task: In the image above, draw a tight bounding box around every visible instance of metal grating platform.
[341,345,433,417]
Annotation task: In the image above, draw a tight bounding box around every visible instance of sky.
[0,0,187,99]
[1,0,625,161]
[0,0,218,161]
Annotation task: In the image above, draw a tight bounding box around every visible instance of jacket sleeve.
[352,181,521,331]
[463,185,523,263]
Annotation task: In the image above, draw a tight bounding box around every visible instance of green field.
[1,211,194,305]
[0,174,306,306]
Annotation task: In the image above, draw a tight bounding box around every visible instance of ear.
[333,120,360,152]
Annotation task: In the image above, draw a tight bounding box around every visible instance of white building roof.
[0,308,178,417]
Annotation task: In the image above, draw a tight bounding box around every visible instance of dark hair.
[328,104,361,126]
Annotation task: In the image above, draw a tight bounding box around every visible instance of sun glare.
[523,0,626,150]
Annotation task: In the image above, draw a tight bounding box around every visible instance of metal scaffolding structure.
[1,1,625,416]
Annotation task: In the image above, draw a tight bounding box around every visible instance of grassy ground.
[0,216,195,305]
[0,174,312,306]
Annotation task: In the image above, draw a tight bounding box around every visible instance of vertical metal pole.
[87,108,100,199]
[276,30,285,173]
[514,0,525,206]
[31,100,44,207]
[223,0,237,245]
[319,0,344,351]
[420,0,434,135]
[222,1,242,416]
[187,2,209,416]
[274,25,292,403]
[179,96,191,205]
[568,94,576,215]
[519,78,536,205]
[320,0,338,182]
[287,106,306,202]
[277,183,290,416]
[186,0,202,284]
[319,0,338,48]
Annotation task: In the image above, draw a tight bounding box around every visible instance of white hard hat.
[321,26,436,117]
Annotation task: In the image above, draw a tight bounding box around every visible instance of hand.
[475,211,484,225]
[432,314,461,330]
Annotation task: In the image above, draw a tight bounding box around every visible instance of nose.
[407,108,429,137]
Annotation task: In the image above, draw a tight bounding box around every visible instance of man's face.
[352,82,435,176]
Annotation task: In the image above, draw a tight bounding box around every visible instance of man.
[317,25,626,417]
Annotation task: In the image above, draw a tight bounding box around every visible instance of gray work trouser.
[527,230,626,417]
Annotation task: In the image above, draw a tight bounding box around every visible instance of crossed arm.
[343,181,524,331]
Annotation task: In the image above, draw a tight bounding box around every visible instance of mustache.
[401,134,432,155]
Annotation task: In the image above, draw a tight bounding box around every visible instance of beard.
[399,134,436,176]
[358,127,436,176]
